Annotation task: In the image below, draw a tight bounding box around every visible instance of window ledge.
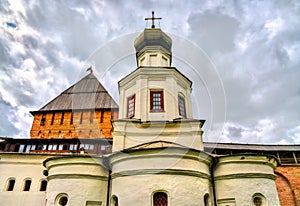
[150,110,165,113]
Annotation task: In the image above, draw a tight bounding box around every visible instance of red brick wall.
[30,110,118,139]
[275,165,300,206]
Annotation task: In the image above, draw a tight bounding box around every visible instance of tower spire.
[145,11,162,28]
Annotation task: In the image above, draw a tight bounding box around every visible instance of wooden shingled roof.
[31,72,118,113]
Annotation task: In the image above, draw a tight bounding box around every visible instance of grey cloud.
[227,126,243,139]
[188,11,239,53]
[0,95,19,137]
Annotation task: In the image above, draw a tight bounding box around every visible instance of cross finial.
[145,11,162,28]
[86,65,93,74]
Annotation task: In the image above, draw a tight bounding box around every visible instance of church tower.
[113,12,204,151]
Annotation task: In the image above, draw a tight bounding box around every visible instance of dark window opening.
[153,192,168,206]
[111,111,115,120]
[63,144,68,150]
[51,113,55,125]
[7,179,15,191]
[40,180,47,191]
[70,112,73,125]
[253,197,263,206]
[40,114,46,126]
[150,91,164,112]
[14,144,20,152]
[204,194,210,206]
[23,180,31,191]
[60,112,64,125]
[59,196,68,206]
[112,196,118,206]
[100,111,104,123]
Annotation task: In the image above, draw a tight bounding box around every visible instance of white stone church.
[0,17,280,206]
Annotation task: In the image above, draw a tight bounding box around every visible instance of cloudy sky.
[0,0,299,144]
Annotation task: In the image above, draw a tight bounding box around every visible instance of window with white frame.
[178,94,186,118]
[127,95,135,118]
[55,193,69,206]
[111,195,118,206]
[252,193,266,206]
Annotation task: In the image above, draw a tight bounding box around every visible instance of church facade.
[1,16,298,206]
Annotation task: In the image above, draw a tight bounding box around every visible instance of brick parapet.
[30,110,118,139]
[275,165,300,206]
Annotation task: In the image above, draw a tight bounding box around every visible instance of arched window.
[55,193,69,206]
[252,193,266,206]
[59,197,68,206]
[40,180,47,191]
[5,178,15,191]
[23,179,31,191]
[153,191,168,206]
[204,193,210,206]
[111,195,118,206]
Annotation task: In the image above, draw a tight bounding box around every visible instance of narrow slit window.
[204,194,210,206]
[23,179,31,191]
[127,95,135,118]
[90,111,94,123]
[7,179,15,191]
[51,113,55,125]
[40,180,47,191]
[80,112,83,124]
[111,195,118,206]
[100,111,104,123]
[60,112,64,125]
[150,91,164,112]
[40,114,46,126]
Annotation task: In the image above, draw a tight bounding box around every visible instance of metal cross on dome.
[145,11,162,28]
